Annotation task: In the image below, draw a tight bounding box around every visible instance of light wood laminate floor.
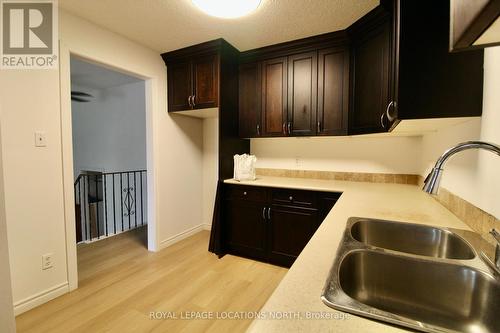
[16,228,288,333]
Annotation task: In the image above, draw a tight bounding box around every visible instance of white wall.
[251,135,422,174]
[60,6,204,251]
[0,66,69,314]
[0,9,205,314]
[0,111,16,332]
[202,118,218,228]
[420,46,500,219]
[71,81,147,176]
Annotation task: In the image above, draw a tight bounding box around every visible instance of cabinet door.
[268,205,317,267]
[261,57,288,137]
[192,53,219,109]
[317,47,349,136]
[350,19,392,134]
[224,199,267,260]
[317,192,341,231]
[287,52,317,136]
[239,62,262,138]
[167,61,192,112]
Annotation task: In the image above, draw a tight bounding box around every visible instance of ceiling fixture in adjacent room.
[192,0,261,18]
[71,91,94,103]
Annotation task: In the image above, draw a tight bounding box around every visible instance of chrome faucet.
[490,229,500,270]
[422,141,500,195]
[422,140,500,271]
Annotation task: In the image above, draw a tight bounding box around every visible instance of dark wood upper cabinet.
[317,47,350,136]
[238,62,262,138]
[395,0,484,124]
[349,14,392,134]
[348,0,484,134]
[287,52,317,136]
[261,57,288,137]
[238,32,349,138]
[450,0,500,52]
[162,44,220,112]
[167,61,192,112]
[162,39,250,180]
[192,53,219,109]
[166,2,485,141]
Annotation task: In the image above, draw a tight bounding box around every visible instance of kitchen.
[0,0,499,332]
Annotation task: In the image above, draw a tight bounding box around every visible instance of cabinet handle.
[188,95,192,108]
[256,124,260,136]
[282,122,287,135]
[192,95,196,107]
[243,191,247,196]
[380,112,386,129]
[287,122,292,135]
[317,121,321,133]
[267,207,271,220]
[262,207,266,220]
[381,101,396,129]
[289,196,293,202]
[387,101,396,122]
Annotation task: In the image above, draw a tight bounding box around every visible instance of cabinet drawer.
[271,188,316,208]
[224,185,268,202]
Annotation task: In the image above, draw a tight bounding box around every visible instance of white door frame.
[59,41,159,291]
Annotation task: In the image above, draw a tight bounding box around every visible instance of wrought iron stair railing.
[74,170,147,243]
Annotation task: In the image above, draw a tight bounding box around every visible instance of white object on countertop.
[233,154,257,181]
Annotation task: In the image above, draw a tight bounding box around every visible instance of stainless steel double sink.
[321,217,500,333]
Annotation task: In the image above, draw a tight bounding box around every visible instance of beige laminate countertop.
[224,176,472,333]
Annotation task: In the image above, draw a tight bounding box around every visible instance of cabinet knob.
[289,196,293,201]
[256,124,260,136]
[243,191,247,196]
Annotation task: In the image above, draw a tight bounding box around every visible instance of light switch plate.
[35,131,47,147]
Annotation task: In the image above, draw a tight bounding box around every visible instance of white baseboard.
[159,224,205,250]
[203,223,212,230]
[14,282,69,316]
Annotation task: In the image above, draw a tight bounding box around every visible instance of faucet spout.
[491,229,500,270]
[422,141,500,195]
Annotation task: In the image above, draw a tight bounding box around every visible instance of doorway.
[70,56,148,248]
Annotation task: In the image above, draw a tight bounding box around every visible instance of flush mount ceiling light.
[192,0,261,18]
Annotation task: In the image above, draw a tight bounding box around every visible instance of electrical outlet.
[42,253,53,270]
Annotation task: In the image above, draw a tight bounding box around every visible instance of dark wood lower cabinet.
[268,205,317,267]
[225,199,267,260]
[222,184,341,267]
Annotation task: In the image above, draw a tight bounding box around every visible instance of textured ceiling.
[59,0,379,52]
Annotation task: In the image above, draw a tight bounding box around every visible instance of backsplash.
[417,176,499,245]
[435,188,498,245]
[256,168,419,185]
